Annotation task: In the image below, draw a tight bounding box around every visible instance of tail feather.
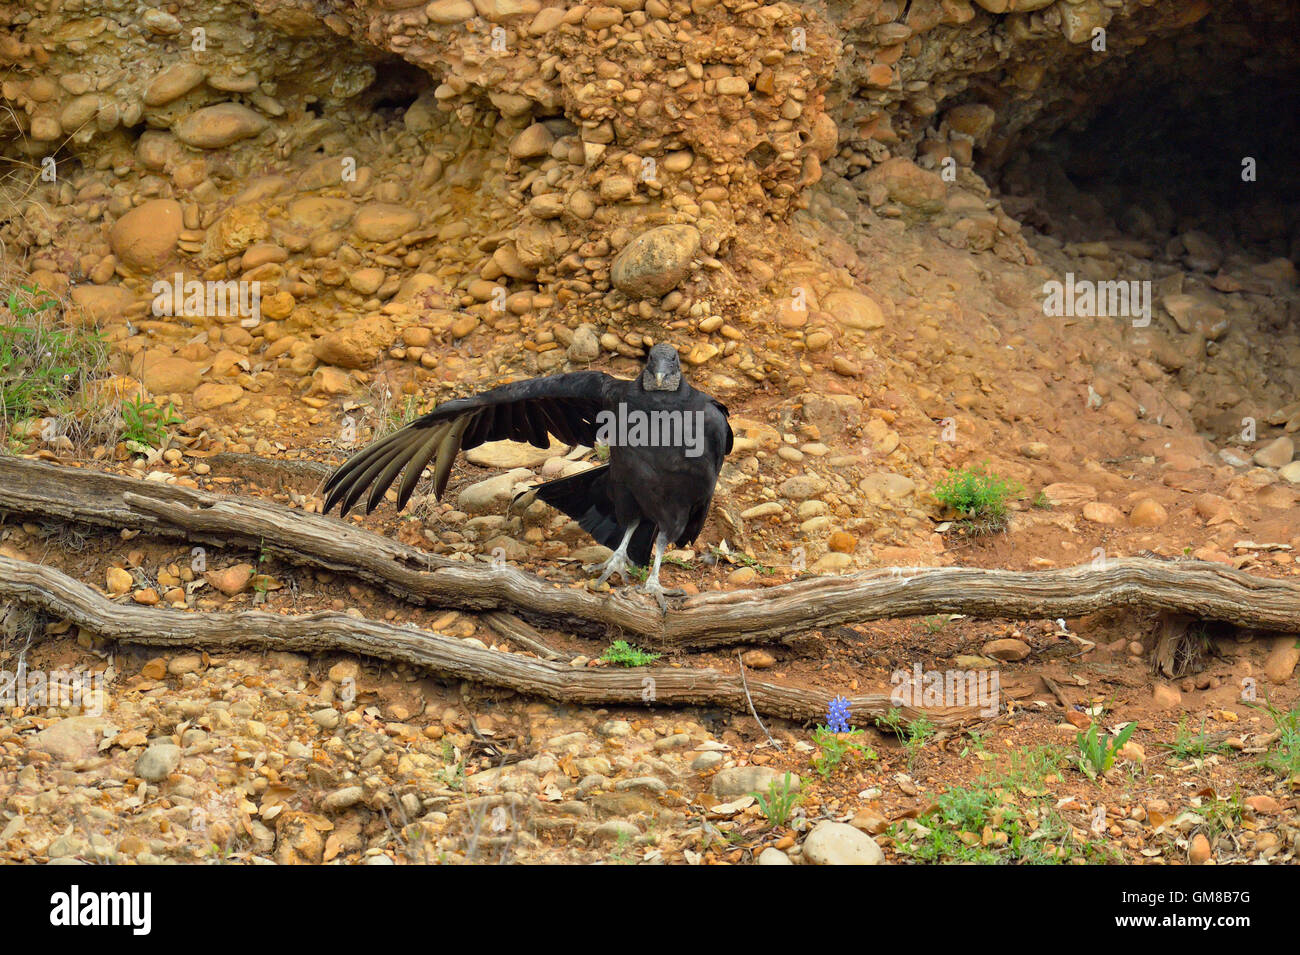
[521,465,656,565]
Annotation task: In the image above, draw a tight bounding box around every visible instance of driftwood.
[480,611,568,661]
[0,555,977,725]
[1,457,1297,648]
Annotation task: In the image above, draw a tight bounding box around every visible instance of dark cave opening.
[991,12,1300,271]
[366,58,433,115]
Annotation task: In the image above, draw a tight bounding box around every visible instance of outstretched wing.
[321,371,620,516]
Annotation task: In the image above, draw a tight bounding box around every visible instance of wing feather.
[320,371,619,515]
[432,414,470,500]
[394,424,447,510]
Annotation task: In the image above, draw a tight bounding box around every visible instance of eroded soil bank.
[0,0,1296,863]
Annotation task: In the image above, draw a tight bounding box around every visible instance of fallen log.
[0,555,978,726]
[1,457,1297,648]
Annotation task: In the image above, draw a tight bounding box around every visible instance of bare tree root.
[0,554,978,726]
[1,459,1297,649]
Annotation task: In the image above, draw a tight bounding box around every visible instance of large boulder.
[110,199,183,272]
[174,103,268,149]
[611,225,700,299]
[28,716,118,763]
[354,203,420,242]
[311,314,397,369]
[70,284,136,325]
[822,290,885,330]
[864,157,947,216]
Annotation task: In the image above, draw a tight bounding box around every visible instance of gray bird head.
[641,343,682,392]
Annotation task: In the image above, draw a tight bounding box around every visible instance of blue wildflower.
[826,695,852,734]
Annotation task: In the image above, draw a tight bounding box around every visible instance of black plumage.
[320,344,733,603]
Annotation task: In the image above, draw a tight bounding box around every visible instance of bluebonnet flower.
[826,695,852,734]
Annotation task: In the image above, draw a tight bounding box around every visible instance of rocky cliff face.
[1,0,1297,564]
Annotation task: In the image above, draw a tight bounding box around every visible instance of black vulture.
[320,344,733,607]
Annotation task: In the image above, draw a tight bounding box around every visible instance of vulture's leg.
[589,519,640,585]
[639,530,685,612]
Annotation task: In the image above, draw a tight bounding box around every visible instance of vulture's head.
[641,343,682,392]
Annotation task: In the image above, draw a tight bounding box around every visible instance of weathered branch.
[480,611,568,661]
[1,457,1297,649]
[0,555,976,725]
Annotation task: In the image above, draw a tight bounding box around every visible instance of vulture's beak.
[655,372,666,388]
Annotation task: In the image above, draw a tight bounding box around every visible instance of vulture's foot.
[638,580,685,614]
[588,552,633,587]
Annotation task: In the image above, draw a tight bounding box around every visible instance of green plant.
[1163,716,1231,761]
[600,640,661,667]
[6,283,58,319]
[878,707,905,734]
[903,716,935,767]
[933,463,1023,532]
[877,709,934,768]
[1198,792,1245,839]
[438,740,467,791]
[752,772,802,827]
[607,828,636,864]
[1006,745,1066,789]
[889,745,1120,864]
[1249,699,1300,779]
[120,395,182,449]
[386,394,419,433]
[959,729,991,759]
[1074,721,1137,781]
[0,303,107,424]
[810,725,878,778]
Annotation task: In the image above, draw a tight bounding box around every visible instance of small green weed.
[810,725,878,778]
[600,640,661,667]
[1249,699,1300,779]
[752,772,803,828]
[933,463,1023,533]
[1075,721,1137,781]
[120,395,183,449]
[1163,716,1231,761]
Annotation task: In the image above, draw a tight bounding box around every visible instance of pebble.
[691,751,723,772]
[167,654,203,676]
[28,717,117,762]
[105,567,133,595]
[136,744,181,782]
[711,767,800,800]
[321,786,365,812]
[802,821,885,865]
[206,564,254,597]
[312,708,341,730]
[1152,684,1182,709]
[981,638,1030,662]
[1254,437,1295,469]
[1189,833,1212,865]
[457,469,533,512]
[1128,498,1169,527]
[593,820,641,844]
